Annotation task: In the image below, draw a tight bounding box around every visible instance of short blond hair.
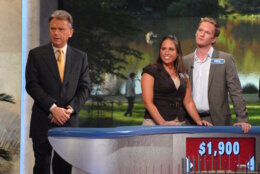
[199,17,220,37]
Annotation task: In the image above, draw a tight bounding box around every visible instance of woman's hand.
[196,120,212,126]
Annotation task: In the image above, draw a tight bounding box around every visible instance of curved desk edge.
[48,126,260,139]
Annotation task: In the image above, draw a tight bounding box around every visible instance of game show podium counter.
[48,126,260,174]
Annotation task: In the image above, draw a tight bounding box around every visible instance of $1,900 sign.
[186,137,255,171]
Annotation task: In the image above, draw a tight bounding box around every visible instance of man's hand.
[50,106,70,125]
[51,117,60,125]
[50,108,72,125]
[66,105,73,115]
[234,122,252,133]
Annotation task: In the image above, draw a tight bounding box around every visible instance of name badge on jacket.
[211,58,225,64]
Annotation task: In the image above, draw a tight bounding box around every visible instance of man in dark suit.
[26,10,91,174]
[183,17,251,133]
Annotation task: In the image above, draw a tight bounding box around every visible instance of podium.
[48,126,260,174]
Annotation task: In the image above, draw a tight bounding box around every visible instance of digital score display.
[186,137,255,172]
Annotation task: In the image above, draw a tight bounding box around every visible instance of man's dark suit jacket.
[183,49,248,125]
[26,43,91,141]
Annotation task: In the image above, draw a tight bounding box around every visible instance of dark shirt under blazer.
[183,49,248,125]
[26,43,91,140]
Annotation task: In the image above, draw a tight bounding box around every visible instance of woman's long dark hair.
[155,35,187,80]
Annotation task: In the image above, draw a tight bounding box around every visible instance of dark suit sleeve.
[68,53,91,113]
[25,50,56,112]
[226,54,248,123]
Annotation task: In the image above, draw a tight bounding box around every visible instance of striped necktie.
[57,49,65,83]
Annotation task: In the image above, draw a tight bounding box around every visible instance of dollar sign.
[199,141,206,156]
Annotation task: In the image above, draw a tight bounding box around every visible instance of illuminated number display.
[199,141,240,156]
[186,137,255,172]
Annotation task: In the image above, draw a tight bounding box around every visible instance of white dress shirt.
[192,47,213,113]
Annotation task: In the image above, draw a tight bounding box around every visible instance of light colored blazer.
[183,49,248,125]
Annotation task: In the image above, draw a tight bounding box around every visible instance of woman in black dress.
[141,35,212,126]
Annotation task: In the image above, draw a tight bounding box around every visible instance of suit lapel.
[208,50,219,90]
[187,53,195,90]
[42,44,61,84]
[42,44,75,86]
[63,45,73,85]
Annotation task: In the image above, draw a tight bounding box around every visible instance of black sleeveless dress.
[142,64,187,122]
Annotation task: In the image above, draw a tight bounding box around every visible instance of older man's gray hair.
[49,10,73,28]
